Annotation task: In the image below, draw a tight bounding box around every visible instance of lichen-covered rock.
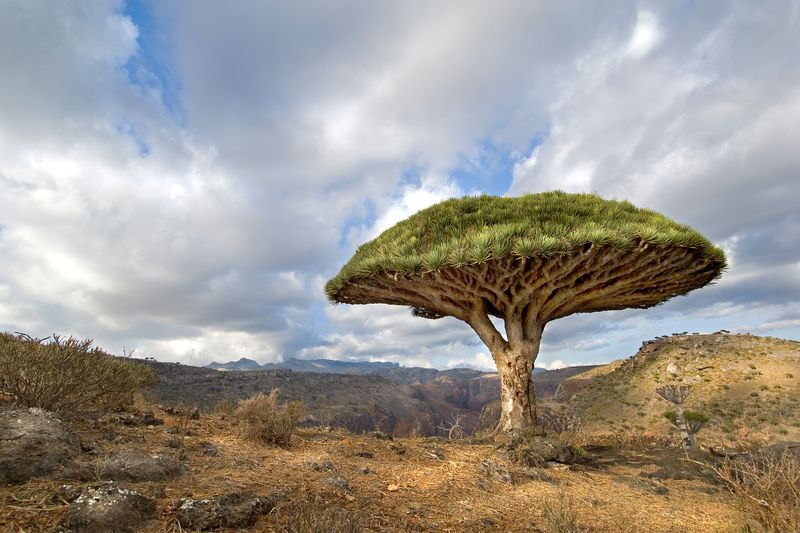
[62,484,156,533]
[88,450,185,482]
[321,476,351,491]
[0,408,80,484]
[176,491,279,530]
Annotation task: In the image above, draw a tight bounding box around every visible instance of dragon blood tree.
[325,192,726,435]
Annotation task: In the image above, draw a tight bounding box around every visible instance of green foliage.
[663,410,709,426]
[235,389,305,447]
[326,191,726,299]
[684,411,710,424]
[0,332,158,414]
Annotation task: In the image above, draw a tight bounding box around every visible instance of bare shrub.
[214,398,236,421]
[0,332,158,415]
[715,449,800,532]
[271,495,363,532]
[235,390,305,447]
[436,413,466,439]
[541,492,581,533]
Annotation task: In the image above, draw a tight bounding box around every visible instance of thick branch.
[333,245,721,326]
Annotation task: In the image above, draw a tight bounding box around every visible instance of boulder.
[760,441,800,460]
[0,408,79,484]
[176,491,279,530]
[321,476,351,491]
[62,484,156,533]
[87,451,185,482]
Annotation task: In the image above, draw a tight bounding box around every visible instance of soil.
[0,403,745,532]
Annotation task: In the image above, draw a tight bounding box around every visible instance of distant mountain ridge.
[145,357,591,437]
[206,356,548,377]
[207,357,400,374]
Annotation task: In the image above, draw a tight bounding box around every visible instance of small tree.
[326,192,725,436]
[657,384,708,448]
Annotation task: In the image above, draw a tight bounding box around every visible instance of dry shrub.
[214,398,236,420]
[0,332,158,415]
[541,492,581,533]
[271,495,363,532]
[235,390,305,446]
[716,449,800,532]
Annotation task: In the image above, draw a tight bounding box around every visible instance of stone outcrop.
[0,407,80,484]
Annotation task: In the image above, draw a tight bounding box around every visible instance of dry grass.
[271,495,364,532]
[541,492,582,533]
[0,401,749,532]
[563,334,800,446]
[715,449,800,532]
[235,390,305,447]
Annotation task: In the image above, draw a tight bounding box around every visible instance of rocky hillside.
[559,333,800,446]
[141,360,595,437]
[0,400,754,532]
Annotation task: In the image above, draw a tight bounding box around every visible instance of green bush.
[235,389,305,446]
[0,332,158,414]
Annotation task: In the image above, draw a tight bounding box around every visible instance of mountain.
[207,357,262,371]
[141,359,593,437]
[558,332,800,445]
[206,356,549,377]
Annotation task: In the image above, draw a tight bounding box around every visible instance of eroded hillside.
[559,333,800,446]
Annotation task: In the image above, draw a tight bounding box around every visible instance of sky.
[1,1,798,371]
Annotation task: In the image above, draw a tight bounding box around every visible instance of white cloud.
[445,352,495,371]
[626,10,662,60]
[0,1,797,371]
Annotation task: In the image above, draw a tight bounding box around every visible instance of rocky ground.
[1,402,753,532]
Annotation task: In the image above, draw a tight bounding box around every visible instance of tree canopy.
[326,191,726,323]
[326,191,726,434]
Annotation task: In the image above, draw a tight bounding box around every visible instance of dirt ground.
[0,406,745,532]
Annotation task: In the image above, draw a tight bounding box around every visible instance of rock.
[371,431,393,440]
[358,466,372,475]
[0,408,80,484]
[307,460,335,472]
[141,413,164,426]
[642,467,693,481]
[354,451,373,459]
[636,478,669,495]
[666,362,679,375]
[176,491,278,530]
[386,484,400,492]
[389,443,406,455]
[760,441,800,460]
[423,447,446,460]
[165,436,183,448]
[92,451,185,482]
[321,477,351,491]
[524,469,558,484]
[479,460,513,484]
[197,441,219,457]
[62,484,156,532]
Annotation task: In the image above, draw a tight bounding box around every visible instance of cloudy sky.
[1,1,798,370]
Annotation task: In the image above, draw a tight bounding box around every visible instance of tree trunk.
[674,404,695,449]
[493,336,540,434]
